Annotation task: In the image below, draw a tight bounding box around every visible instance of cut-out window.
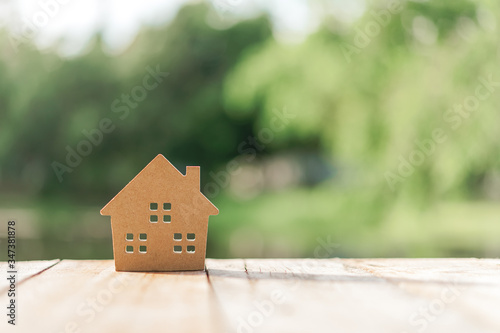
[163,215,171,223]
[163,203,171,211]
[150,215,158,223]
[150,203,158,211]
[173,245,182,253]
[126,233,133,241]
[139,245,147,253]
[139,233,147,241]
[174,233,182,240]
[187,245,195,253]
[187,233,195,241]
[126,245,133,253]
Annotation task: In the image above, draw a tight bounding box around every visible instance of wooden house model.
[100,154,219,271]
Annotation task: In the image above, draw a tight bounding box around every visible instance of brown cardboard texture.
[100,154,219,272]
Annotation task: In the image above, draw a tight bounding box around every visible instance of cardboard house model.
[100,154,219,272]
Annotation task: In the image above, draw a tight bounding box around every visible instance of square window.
[174,233,182,240]
[187,233,195,241]
[150,215,158,223]
[187,245,195,253]
[126,245,133,253]
[163,215,171,223]
[139,245,147,253]
[173,245,182,253]
[139,233,147,241]
[126,233,133,241]
[163,203,171,211]
[150,203,158,211]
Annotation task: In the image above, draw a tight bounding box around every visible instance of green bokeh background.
[1,0,500,260]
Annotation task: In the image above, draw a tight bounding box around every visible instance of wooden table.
[1,259,499,333]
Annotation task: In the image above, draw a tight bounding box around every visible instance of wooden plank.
[207,258,415,333]
[205,259,253,331]
[348,258,500,333]
[345,258,500,284]
[206,259,500,333]
[0,259,60,294]
[0,260,224,333]
[1,259,499,332]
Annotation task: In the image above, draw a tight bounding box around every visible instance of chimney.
[185,166,200,188]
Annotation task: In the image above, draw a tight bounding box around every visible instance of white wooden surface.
[0,259,59,293]
[0,259,499,333]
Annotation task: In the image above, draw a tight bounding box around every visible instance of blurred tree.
[2,1,500,259]
[224,0,500,204]
[0,4,272,202]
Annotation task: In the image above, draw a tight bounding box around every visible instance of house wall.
[110,196,209,272]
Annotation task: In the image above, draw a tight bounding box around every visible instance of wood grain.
[206,258,500,333]
[0,259,60,294]
[0,260,223,333]
[1,259,499,333]
[346,258,500,333]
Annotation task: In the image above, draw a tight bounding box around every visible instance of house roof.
[100,154,219,217]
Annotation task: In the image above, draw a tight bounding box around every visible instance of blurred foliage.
[1,1,500,260]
